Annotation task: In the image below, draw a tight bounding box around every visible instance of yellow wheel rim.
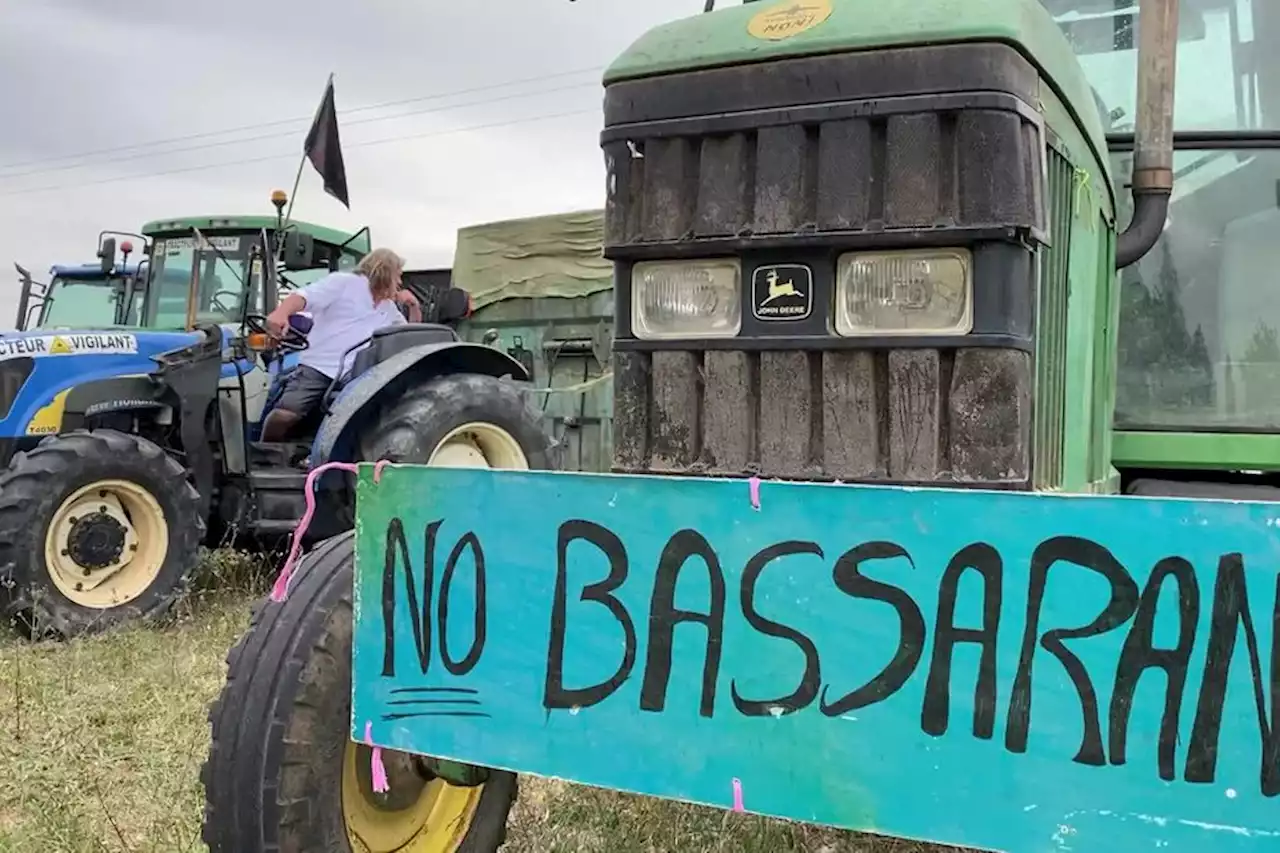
[43,478,168,609]
[425,422,530,470]
[343,418,528,851]
[342,743,485,853]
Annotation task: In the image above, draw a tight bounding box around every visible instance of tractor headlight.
[834,248,973,336]
[631,260,741,340]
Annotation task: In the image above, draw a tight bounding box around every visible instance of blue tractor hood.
[0,327,206,440]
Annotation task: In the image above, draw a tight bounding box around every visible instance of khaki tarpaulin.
[452,209,613,310]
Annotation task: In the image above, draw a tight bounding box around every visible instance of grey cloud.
[0,0,705,325]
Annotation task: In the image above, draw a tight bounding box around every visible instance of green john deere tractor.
[201,0,1280,849]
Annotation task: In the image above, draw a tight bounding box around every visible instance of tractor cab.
[13,257,142,332]
[1042,0,1280,491]
[136,216,370,331]
[131,206,483,542]
[243,239,476,454]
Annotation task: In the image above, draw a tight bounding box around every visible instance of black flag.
[304,74,350,209]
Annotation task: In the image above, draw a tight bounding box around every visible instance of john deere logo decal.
[747,0,834,41]
[753,264,813,321]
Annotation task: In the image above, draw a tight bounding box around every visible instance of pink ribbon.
[269,459,395,602]
[364,721,390,794]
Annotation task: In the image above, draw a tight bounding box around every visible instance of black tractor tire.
[204,371,551,851]
[355,371,552,469]
[312,371,553,536]
[0,429,205,639]
[201,532,518,852]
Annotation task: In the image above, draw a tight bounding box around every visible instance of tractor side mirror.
[98,237,117,274]
[438,288,472,324]
[281,231,316,271]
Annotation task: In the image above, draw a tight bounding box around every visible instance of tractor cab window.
[1108,146,1280,432]
[276,244,362,294]
[39,276,125,328]
[144,232,266,329]
[1043,0,1280,433]
[1041,0,1279,132]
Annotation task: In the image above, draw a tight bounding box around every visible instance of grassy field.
[0,550,961,853]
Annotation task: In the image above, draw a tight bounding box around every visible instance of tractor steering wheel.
[245,313,310,353]
[210,290,242,315]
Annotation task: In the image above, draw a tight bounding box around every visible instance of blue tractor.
[0,200,544,639]
[13,238,145,331]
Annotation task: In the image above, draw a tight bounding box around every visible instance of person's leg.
[260,366,331,442]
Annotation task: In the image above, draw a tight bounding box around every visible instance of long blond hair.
[356,247,405,301]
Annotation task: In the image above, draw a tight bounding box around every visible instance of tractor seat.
[348,322,460,379]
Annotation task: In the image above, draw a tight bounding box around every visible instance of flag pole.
[283,72,337,233]
[282,153,306,233]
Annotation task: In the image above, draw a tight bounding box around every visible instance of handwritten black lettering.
[1108,557,1198,781]
[438,532,486,676]
[922,542,1003,739]
[640,529,726,718]
[820,542,925,717]
[380,518,488,680]
[544,520,637,710]
[374,512,1280,798]
[1006,536,1139,765]
[1184,554,1280,796]
[732,541,824,717]
[381,517,435,677]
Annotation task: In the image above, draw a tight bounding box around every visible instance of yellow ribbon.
[1073,167,1097,231]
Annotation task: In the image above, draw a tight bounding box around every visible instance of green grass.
[0,550,967,853]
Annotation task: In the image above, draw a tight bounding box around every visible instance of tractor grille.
[603,43,1046,244]
[605,42,1046,488]
[613,347,1032,484]
[0,356,34,420]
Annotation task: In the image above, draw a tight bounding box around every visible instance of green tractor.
[199,0,1280,850]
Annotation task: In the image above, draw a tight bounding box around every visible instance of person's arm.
[265,293,307,334]
[395,289,422,323]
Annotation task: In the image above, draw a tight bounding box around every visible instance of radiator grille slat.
[1033,147,1074,490]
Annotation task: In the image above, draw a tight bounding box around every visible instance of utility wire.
[0,81,600,182]
[0,109,600,198]
[0,65,605,173]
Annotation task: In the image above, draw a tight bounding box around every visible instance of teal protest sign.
[351,466,1280,852]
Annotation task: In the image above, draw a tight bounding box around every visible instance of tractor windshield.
[142,232,266,329]
[276,247,362,294]
[39,275,127,329]
[1044,0,1280,433]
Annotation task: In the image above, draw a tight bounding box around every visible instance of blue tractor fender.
[310,341,531,467]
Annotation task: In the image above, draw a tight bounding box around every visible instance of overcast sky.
[0,0,704,328]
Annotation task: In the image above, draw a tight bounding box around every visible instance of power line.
[0,81,600,182]
[0,66,605,173]
[0,109,600,198]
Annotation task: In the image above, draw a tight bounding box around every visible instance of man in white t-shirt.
[260,247,421,441]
